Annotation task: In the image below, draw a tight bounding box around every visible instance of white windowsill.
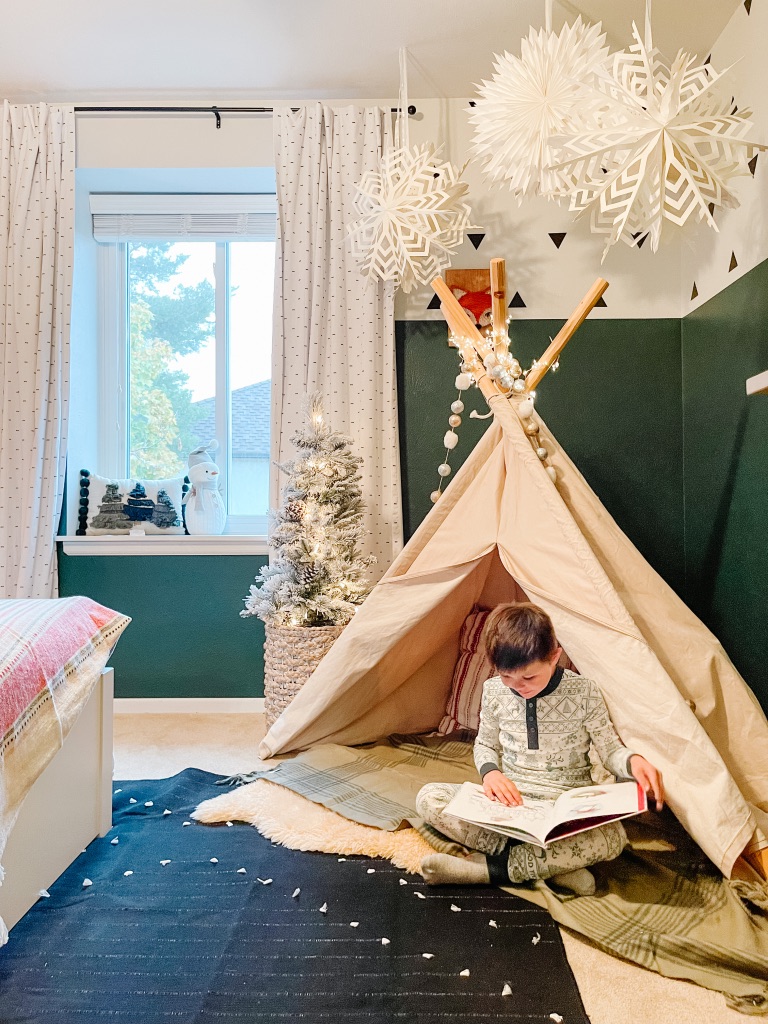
[60,535,269,556]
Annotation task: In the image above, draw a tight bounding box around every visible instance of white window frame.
[94,235,271,540]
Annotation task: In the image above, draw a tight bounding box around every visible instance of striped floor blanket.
[230,734,768,1015]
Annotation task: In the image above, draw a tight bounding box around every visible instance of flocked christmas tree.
[241,395,375,627]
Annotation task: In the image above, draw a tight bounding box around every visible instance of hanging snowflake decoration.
[349,143,475,293]
[470,18,611,200]
[549,22,767,256]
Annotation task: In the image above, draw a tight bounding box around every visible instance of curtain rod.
[74,104,418,130]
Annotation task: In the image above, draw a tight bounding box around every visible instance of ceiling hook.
[211,106,221,129]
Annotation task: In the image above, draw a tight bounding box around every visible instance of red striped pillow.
[439,608,494,734]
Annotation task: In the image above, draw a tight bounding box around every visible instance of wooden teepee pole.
[524,278,608,392]
[490,258,508,359]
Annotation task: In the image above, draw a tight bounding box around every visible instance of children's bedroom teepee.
[258,267,768,880]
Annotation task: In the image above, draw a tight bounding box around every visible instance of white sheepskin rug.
[192,779,434,874]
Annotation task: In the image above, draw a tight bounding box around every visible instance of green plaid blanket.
[240,734,768,1014]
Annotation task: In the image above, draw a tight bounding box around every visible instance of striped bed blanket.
[230,734,768,1015]
[0,598,130,879]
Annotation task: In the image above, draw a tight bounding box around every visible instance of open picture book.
[445,780,647,849]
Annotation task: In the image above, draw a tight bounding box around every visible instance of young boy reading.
[417,602,664,895]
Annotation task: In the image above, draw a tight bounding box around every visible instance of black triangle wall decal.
[595,295,607,308]
[549,232,567,249]
[631,231,648,249]
[708,201,716,216]
[427,293,442,310]
[691,282,699,300]
[745,0,752,14]
[509,292,526,308]
[467,233,485,250]
[749,153,759,176]
[729,252,738,272]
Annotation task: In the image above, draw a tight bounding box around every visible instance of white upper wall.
[682,0,768,313]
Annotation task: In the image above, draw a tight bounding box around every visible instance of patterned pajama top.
[474,668,635,801]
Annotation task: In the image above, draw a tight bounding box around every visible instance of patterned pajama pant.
[415,782,627,883]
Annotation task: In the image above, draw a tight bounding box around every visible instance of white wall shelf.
[60,535,268,556]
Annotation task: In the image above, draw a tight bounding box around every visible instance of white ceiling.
[0,0,742,103]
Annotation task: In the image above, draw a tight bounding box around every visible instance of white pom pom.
[443,430,459,450]
[437,463,452,477]
[448,414,461,428]
[450,400,464,414]
[455,373,472,391]
[518,398,535,419]
[483,353,498,368]
[512,379,526,393]
[429,489,441,504]
[536,447,548,460]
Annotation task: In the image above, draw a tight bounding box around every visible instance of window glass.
[228,241,274,516]
[127,242,215,478]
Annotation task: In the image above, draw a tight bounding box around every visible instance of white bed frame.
[0,668,114,932]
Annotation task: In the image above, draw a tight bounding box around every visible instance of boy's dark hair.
[483,602,558,671]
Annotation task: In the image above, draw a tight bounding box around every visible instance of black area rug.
[0,769,590,1023]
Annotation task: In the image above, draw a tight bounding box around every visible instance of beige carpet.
[114,711,754,1024]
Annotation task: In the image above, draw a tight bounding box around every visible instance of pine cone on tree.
[283,500,306,522]
[298,562,322,587]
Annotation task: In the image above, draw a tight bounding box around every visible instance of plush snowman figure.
[184,441,227,535]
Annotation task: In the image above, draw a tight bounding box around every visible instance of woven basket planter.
[263,622,345,728]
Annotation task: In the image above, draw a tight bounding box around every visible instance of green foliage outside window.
[128,243,214,478]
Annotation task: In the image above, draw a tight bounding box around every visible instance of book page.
[550,781,645,827]
[444,782,555,844]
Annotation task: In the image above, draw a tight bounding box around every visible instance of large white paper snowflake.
[470,18,610,200]
[349,143,474,293]
[549,23,766,256]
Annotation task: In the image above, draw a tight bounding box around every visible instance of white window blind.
[89,193,276,242]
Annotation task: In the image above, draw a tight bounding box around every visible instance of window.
[92,193,276,535]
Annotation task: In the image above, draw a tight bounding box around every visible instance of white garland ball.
[448,414,461,427]
[455,373,472,391]
[512,379,526,393]
[546,465,557,483]
[430,489,441,504]
[500,372,514,389]
[444,430,459,450]
[524,421,539,436]
[437,463,452,477]
[536,446,548,461]
[518,397,535,419]
[510,358,522,378]
[483,353,498,369]
[451,400,464,414]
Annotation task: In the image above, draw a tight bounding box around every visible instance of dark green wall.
[397,318,686,595]
[58,551,266,698]
[682,260,768,701]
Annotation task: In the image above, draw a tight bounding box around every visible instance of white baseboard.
[114,697,265,715]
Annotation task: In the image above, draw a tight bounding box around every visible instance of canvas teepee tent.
[259,268,768,880]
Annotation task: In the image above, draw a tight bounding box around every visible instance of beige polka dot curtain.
[271,105,403,577]
[0,103,75,597]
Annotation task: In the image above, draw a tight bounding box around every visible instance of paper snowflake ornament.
[550,23,766,256]
[349,143,475,293]
[470,18,611,200]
